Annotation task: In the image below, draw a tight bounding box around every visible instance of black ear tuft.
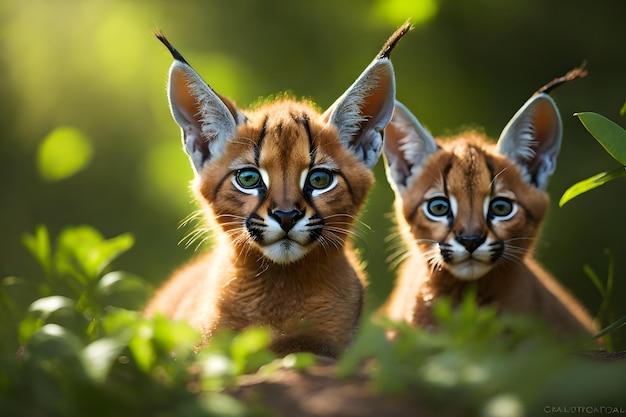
[154,31,190,65]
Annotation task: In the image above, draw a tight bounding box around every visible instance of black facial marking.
[254,116,268,166]
[307,214,325,241]
[214,171,234,201]
[246,213,266,241]
[489,240,504,262]
[440,242,453,263]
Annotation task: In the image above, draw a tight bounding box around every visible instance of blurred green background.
[1,0,625,329]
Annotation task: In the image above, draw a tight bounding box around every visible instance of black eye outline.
[235,168,262,189]
[489,197,515,219]
[307,169,334,190]
[426,197,451,218]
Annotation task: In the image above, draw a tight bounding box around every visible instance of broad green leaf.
[19,296,83,343]
[37,126,93,182]
[96,271,153,310]
[151,313,199,354]
[229,327,273,375]
[55,226,134,282]
[559,168,626,207]
[29,295,76,317]
[21,225,52,278]
[82,338,128,383]
[575,112,626,165]
[128,322,156,372]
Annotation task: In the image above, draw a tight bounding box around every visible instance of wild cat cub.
[144,23,411,358]
[382,75,597,337]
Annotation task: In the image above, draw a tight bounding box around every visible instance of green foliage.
[3,225,626,416]
[339,292,626,415]
[1,225,276,417]
[560,112,626,206]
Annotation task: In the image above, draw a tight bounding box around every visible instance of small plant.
[558,108,626,348]
[559,111,626,207]
[0,225,277,417]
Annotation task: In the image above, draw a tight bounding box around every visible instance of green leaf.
[229,327,274,375]
[55,226,134,282]
[128,322,156,372]
[19,296,83,343]
[620,101,626,117]
[21,225,52,279]
[29,295,76,317]
[82,337,128,383]
[583,264,606,298]
[559,168,626,207]
[96,271,153,310]
[37,126,93,182]
[592,314,626,340]
[575,112,626,165]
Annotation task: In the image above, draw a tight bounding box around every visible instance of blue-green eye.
[426,198,450,217]
[489,197,515,219]
[307,170,333,190]
[236,169,261,189]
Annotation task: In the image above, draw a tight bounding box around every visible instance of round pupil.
[427,198,450,217]
[491,199,513,216]
[237,170,260,188]
[308,170,332,189]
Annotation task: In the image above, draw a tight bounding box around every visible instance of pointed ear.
[321,22,411,170]
[157,33,245,175]
[383,101,439,195]
[322,57,395,170]
[496,93,562,190]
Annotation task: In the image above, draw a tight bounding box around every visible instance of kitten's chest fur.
[156,243,364,357]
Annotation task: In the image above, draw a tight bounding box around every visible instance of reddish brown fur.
[383,134,597,337]
[145,100,372,358]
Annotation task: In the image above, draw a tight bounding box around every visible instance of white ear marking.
[157,34,242,176]
[321,22,410,170]
[383,101,439,195]
[496,93,562,190]
[322,58,395,170]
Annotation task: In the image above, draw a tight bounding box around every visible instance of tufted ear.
[383,101,439,195]
[496,93,562,190]
[156,33,246,175]
[322,22,411,170]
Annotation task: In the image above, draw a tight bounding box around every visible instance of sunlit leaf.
[96,271,153,310]
[128,322,156,372]
[22,324,84,365]
[575,112,626,165]
[19,296,83,343]
[82,337,128,383]
[55,226,134,282]
[151,313,199,354]
[620,101,626,117]
[21,225,52,279]
[29,295,76,317]
[229,327,273,375]
[559,168,626,206]
[37,126,92,182]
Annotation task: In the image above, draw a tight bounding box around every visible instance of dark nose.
[455,235,486,253]
[270,209,304,232]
